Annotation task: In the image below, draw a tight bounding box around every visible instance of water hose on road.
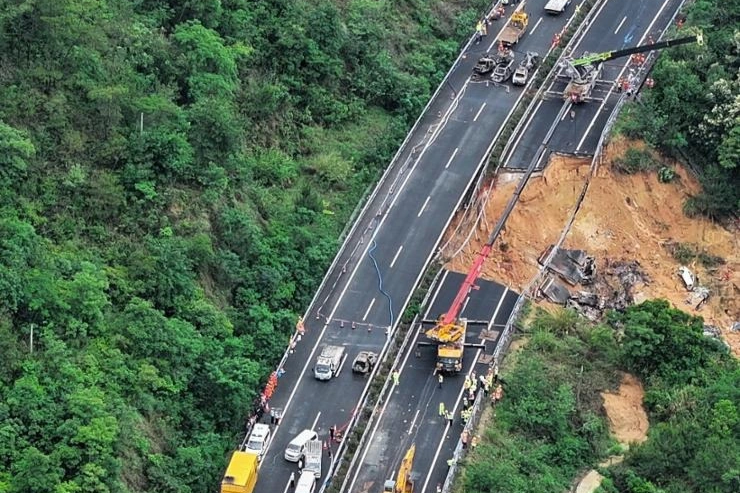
[368,240,395,329]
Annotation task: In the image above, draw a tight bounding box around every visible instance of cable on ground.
[368,240,395,329]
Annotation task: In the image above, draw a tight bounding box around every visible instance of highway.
[343,1,690,492]
[346,271,517,493]
[504,0,685,170]
[250,2,574,492]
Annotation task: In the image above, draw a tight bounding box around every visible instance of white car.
[244,423,271,460]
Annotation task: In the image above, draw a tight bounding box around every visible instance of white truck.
[303,439,323,478]
[313,345,345,380]
[544,0,571,15]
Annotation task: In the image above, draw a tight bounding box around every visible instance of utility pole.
[140,112,144,135]
[29,323,34,354]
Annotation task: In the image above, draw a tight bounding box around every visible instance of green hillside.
[0,1,489,491]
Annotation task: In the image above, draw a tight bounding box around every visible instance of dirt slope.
[602,373,649,446]
[446,138,739,353]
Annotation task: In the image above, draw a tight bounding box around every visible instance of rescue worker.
[475,20,484,44]
[289,472,296,488]
[446,410,454,427]
[329,424,336,441]
[439,401,446,417]
[392,370,400,386]
[438,373,444,388]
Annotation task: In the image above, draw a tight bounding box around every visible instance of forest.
[458,301,739,493]
[0,0,490,491]
[615,0,740,218]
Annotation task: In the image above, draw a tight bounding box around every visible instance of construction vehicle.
[313,345,346,380]
[420,216,500,373]
[352,351,378,374]
[512,51,539,86]
[383,444,415,493]
[491,51,516,83]
[303,439,323,478]
[560,34,702,103]
[499,11,529,46]
[221,451,258,493]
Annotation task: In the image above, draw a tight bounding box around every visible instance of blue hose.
[368,240,395,328]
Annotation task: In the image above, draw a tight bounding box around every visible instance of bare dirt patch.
[446,154,591,290]
[444,138,739,353]
[575,470,605,493]
[602,373,649,446]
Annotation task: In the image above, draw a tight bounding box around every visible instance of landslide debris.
[445,139,739,354]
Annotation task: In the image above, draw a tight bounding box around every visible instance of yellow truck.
[425,318,468,373]
[221,451,258,493]
[499,11,529,46]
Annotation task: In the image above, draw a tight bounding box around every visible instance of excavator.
[559,33,702,103]
[383,445,415,493]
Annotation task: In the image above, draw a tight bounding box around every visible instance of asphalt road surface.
[346,271,518,493]
[504,0,685,170]
[249,2,572,492]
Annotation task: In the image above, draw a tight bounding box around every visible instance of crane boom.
[572,34,702,67]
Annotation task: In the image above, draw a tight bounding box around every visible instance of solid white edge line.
[311,411,322,431]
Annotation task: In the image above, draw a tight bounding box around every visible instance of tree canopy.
[615,0,740,218]
[0,0,490,491]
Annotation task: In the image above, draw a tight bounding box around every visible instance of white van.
[244,423,271,460]
[284,429,319,462]
[544,0,571,15]
[295,471,316,493]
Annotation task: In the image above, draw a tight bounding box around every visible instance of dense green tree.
[0,0,491,490]
[614,0,740,218]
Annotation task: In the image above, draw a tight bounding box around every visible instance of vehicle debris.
[538,247,652,320]
[351,351,378,374]
[539,245,595,285]
[678,266,695,290]
[686,286,710,309]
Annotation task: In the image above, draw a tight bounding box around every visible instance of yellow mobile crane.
[419,244,491,374]
[383,445,415,493]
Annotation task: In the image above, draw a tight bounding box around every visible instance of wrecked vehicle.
[351,351,378,374]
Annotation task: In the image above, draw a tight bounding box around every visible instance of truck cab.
[313,345,345,380]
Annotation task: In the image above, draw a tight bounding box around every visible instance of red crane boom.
[441,243,493,325]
